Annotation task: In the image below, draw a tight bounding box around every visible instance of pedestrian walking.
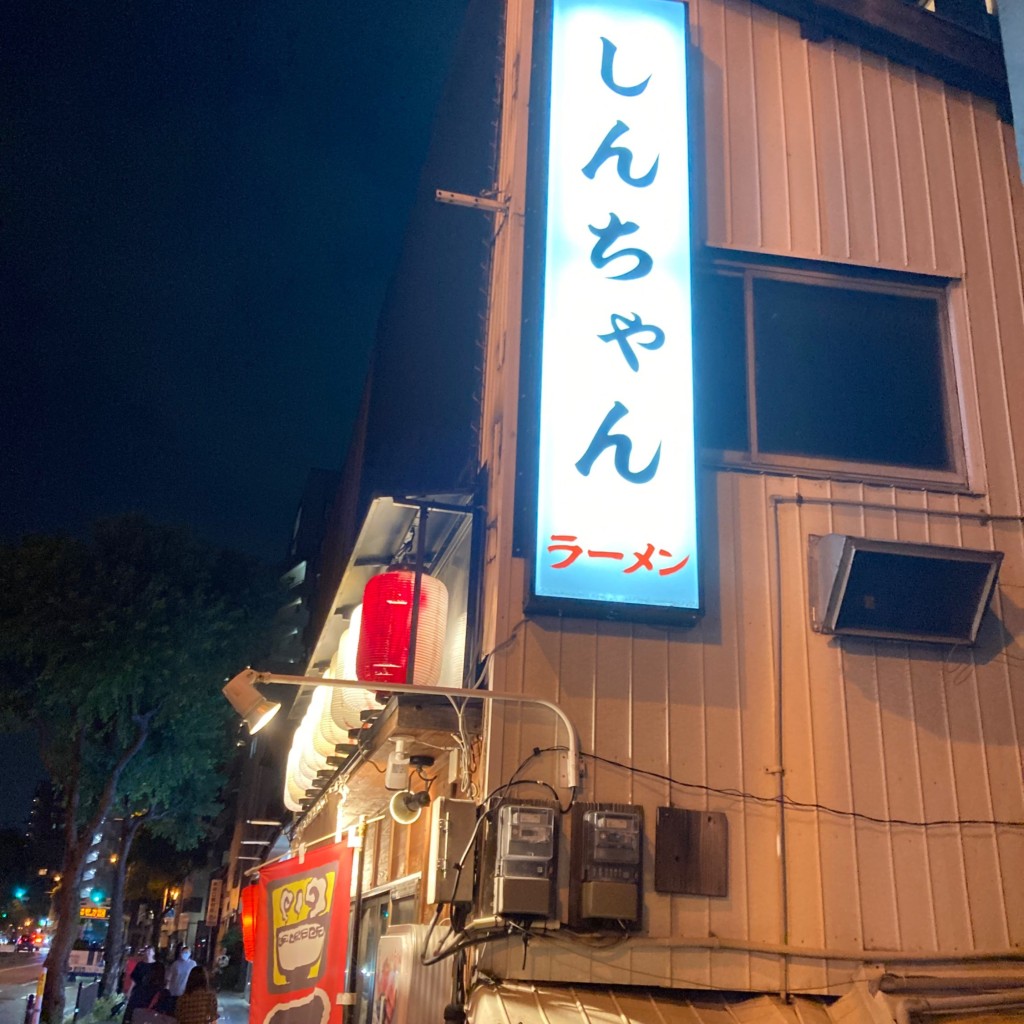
[124,961,174,1024]
[173,967,219,1024]
[125,946,156,1000]
[166,946,196,1009]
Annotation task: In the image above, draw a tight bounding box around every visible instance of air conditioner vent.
[809,534,1002,645]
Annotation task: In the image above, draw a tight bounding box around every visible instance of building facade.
[253,0,1024,1020]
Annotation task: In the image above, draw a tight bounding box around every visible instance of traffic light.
[13,888,27,900]
[89,890,105,904]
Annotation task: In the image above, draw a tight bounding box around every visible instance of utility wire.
[584,751,1024,829]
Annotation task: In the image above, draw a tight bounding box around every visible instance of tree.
[98,730,233,996]
[0,516,276,1024]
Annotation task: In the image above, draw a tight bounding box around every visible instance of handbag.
[133,1010,175,1024]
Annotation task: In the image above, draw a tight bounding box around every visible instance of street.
[0,953,77,1024]
[0,955,249,1024]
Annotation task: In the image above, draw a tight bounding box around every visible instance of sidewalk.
[216,990,250,1024]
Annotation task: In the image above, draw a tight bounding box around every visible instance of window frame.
[696,252,968,490]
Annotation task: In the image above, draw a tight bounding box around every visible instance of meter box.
[569,803,644,929]
[426,797,477,906]
[493,804,557,918]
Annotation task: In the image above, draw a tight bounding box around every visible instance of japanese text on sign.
[532,0,699,615]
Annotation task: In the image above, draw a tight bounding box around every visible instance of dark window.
[692,270,747,452]
[693,256,963,483]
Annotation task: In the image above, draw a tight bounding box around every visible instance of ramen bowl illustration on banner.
[268,863,337,991]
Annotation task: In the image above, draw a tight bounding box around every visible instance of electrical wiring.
[485,745,570,807]
[583,751,1024,830]
[447,694,481,801]
[419,745,574,968]
[498,925,864,995]
[421,917,513,965]
[496,778,574,814]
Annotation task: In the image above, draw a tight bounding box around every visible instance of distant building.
[24,781,62,878]
[266,467,341,672]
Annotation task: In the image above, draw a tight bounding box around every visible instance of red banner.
[251,842,354,1024]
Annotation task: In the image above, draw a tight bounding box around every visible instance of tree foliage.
[0,515,277,1022]
[0,516,274,798]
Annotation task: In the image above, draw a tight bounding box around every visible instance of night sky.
[0,0,472,826]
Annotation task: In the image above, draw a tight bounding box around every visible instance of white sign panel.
[532,0,699,616]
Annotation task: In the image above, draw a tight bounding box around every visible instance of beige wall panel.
[695,0,730,246]
[972,103,1024,507]
[881,502,942,952]
[864,500,947,951]
[792,490,863,952]
[722,0,761,249]
[593,622,634,804]
[774,18,823,258]
[1007,123,1024,283]
[905,512,974,950]
[842,648,903,950]
[557,619,597,765]
[587,625,635,978]
[887,67,936,272]
[859,53,907,267]
[827,491,902,951]
[776,490,828,954]
[914,80,964,275]
[955,517,1019,949]
[485,563,528,801]
[666,486,714,977]
[806,45,850,260]
[749,7,790,252]
[519,617,564,771]
[775,16,821,257]
[733,474,786,977]
[946,95,1020,513]
[629,624,673,984]
[702,474,755,987]
[832,45,878,263]
[877,641,942,953]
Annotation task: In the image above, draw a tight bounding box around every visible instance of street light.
[222,667,582,787]
[222,672,281,734]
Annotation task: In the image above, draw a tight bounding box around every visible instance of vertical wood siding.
[478,0,1024,992]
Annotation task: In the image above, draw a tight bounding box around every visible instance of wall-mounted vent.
[809,534,1002,645]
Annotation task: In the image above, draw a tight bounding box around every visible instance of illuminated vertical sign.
[528,0,700,619]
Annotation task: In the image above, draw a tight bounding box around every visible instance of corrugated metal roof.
[467,984,837,1024]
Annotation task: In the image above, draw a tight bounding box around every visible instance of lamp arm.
[232,668,582,789]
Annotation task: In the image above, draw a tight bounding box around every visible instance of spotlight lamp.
[222,671,281,734]
[389,790,430,826]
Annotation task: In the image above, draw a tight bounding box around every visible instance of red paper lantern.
[356,569,448,685]
[240,883,258,963]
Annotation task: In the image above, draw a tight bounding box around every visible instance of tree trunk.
[42,775,88,1024]
[99,816,142,997]
[40,719,152,1024]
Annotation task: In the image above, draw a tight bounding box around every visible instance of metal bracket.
[435,189,509,213]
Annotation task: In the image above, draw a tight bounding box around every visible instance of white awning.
[467,983,837,1024]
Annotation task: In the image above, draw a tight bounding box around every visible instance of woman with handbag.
[126,962,175,1024]
[173,966,219,1024]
